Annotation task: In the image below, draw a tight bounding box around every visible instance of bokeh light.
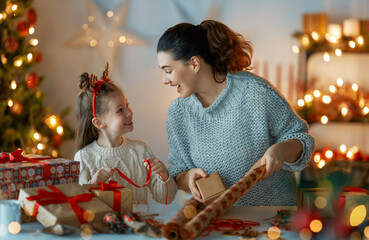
[267,226,281,239]
[8,222,21,234]
[310,219,323,233]
[349,205,366,226]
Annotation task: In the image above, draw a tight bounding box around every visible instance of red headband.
[91,63,110,118]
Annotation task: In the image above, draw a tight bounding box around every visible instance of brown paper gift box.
[195,171,227,206]
[83,182,133,215]
[18,182,111,232]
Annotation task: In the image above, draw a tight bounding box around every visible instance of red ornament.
[27,8,37,25]
[52,134,62,148]
[26,72,39,89]
[16,20,30,37]
[4,36,19,53]
[34,50,42,63]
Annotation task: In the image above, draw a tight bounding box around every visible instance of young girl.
[74,63,177,206]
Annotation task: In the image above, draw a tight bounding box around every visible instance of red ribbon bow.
[26,185,94,224]
[89,180,124,213]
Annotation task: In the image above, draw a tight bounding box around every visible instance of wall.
[32,0,369,161]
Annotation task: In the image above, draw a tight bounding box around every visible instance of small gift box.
[83,181,133,215]
[0,150,79,184]
[195,171,227,206]
[298,187,369,218]
[18,182,112,232]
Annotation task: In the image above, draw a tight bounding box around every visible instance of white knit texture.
[166,71,315,206]
[74,138,177,205]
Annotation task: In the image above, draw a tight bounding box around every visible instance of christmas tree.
[0,0,73,157]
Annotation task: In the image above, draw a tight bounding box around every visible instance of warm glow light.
[297,99,305,107]
[363,106,369,115]
[81,227,93,240]
[83,210,96,222]
[52,150,58,157]
[301,35,310,47]
[29,26,35,34]
[82,24,88,30]
[323,52,330,62]
[313,153,321,163]
[0,13,5,20]
[108,40,114,47]
[329,85,336,93]
[267,226,281,239]
[27,53,33,62]
[350,205,366,226]
[37,143,45,150]
[8,99,13,107]
[313,90,320,98]
[349,41,356,48]
[292,45,300,54]
[106,11,114,17]
[310,219,323,233]
[364,226,369,238]
[346,151,353,159]
[1,54,7,64]
[335,49,342,56]
[10,80,17,90]
[340,144,347,153]
[325,150,333,159]
[322,95,331,104]
[8,221,21,234]
[29,39,38,46]
[315,196,327,209]
[318,160,326,168]
[119,35,127,43]
[304,94,313,103]
[14,59,23,67]
[321,116,328,124]
[57,126,63,135]
[88,16,94,22]
[311,31,319,41]
[299,228,312,240]
[11,4,18,11]
[357,36,364,45]
[329,35,337,43]
[352,83,358,92]
[89,39,97,47]
[49,116,57,126]
[341,107,348,117]
[337,78,344,87]
[33,132,40,140]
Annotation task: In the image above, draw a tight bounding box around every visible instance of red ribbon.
[114,159,169,205]
[26,185,93,224]
[0,150,56,178]
[336,186,369,214]
[89,180,124,213]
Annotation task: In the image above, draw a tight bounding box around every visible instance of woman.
[157,20,315,206]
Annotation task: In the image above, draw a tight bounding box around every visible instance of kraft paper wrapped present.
[298,187,369,218]
[83,181,133,215]
[0,151,79,184]
[18,182,112,233]
[195,171,227,206]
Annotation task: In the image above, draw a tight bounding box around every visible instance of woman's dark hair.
[75,72,120,151]
[157,20,253,82]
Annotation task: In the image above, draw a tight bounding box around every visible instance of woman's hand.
[91,167,115,184]
[144,158,169,181]
[259,143,285,179]
[186,168,208,202]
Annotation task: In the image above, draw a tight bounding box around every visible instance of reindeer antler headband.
[91,62,110,118]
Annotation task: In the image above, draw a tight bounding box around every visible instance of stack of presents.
[0,150,139,236]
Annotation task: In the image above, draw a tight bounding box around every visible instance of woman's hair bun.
[79,72,91,90]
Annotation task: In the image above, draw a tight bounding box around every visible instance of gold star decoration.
[65,0,149,67]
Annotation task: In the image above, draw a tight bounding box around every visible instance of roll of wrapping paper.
[162,197,203,240]
[180,160,266,239]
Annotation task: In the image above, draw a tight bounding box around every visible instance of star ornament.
[65,0,149,67]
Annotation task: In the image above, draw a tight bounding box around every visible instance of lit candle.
[328,24,342,39]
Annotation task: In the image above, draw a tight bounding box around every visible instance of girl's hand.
[187,168,208,202]
[259,143,285,179]
[91,167,115,184]
[143,158,169,181]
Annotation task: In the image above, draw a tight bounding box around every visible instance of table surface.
[0,202,301,240]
